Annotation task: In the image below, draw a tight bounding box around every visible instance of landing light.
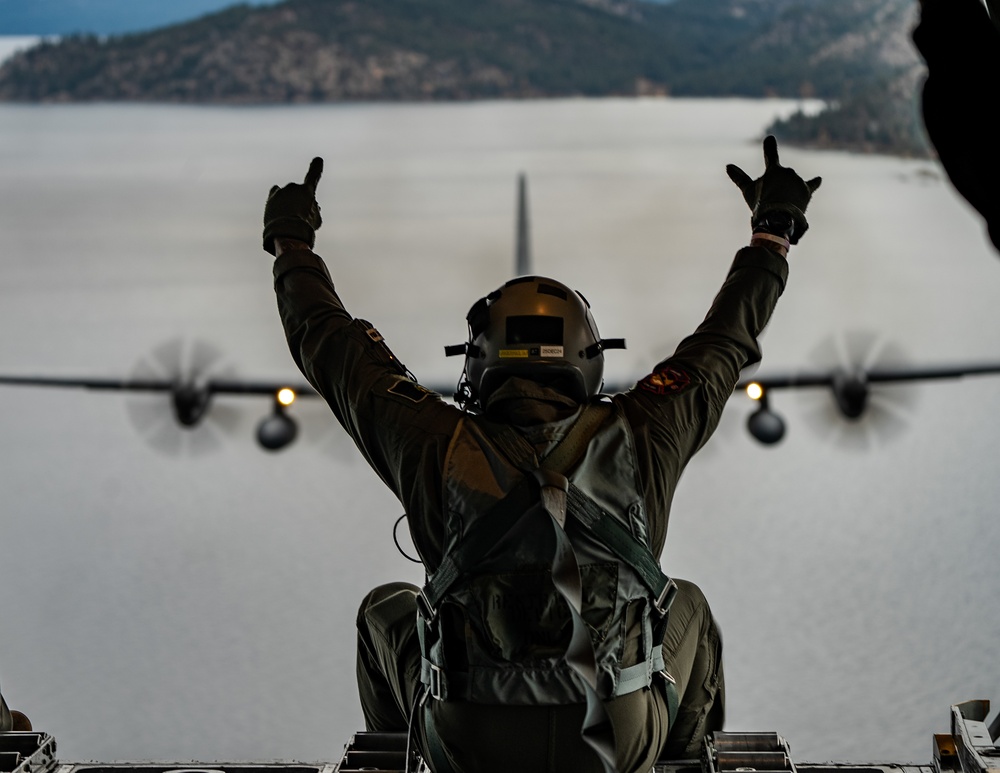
[743,384,785,444]
[277,387,296,406]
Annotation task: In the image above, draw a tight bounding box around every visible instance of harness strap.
[565,484,678,621]
[488,403,678,624]
[665,675,680,735]
[536,467,617,773]
[618,650,666,695]
[418,403,609,619]
[418,477,536,620]
[422,696,458,773]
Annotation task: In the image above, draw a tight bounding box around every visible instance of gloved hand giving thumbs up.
[263,156,324,256]
[727,136,821,245]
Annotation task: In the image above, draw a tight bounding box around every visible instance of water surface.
[1,98,998,764]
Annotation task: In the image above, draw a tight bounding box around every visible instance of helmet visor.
[506,315,563,346]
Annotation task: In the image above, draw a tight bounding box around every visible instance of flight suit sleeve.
[272,248,460,565]
[621,245,788,553]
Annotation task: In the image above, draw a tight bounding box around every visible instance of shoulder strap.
[417,476,535,620]
[566,484,677,616]
[490,403,675,612]
[543,401,611,472]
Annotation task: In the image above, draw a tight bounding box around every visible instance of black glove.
[726,136,821,244]
[263,157,324,256]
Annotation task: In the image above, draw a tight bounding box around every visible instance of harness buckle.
[654,577,678,617]
[416,589,436,623]
[428,664,444,701]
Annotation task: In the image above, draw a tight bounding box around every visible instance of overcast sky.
[0,0,278,36]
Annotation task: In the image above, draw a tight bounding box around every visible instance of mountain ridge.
[0,0,930,156]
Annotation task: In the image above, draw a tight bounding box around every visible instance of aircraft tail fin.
[515,172,532,276]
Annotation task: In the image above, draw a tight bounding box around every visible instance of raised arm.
[262,159,460,563]
[625,137,821,550]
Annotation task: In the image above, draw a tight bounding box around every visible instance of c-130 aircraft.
[1,174,999,773]
[1,174,999,453]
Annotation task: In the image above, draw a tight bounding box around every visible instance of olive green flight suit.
[273,244,788,772]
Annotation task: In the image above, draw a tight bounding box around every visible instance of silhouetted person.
[262,137,819,772]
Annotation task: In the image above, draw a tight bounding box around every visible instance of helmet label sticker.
[639,365,693,396]
[498,346,565,359]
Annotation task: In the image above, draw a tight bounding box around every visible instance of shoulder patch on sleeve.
[387,378,433,403]
[638,365,694,396]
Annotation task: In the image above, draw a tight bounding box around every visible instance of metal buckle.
[428,664,444,701]
[415,589,436,623]
[654,577,678,617]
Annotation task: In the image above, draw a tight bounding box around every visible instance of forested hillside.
[0,0,929,155]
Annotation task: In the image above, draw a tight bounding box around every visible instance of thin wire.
[393,514,423,564]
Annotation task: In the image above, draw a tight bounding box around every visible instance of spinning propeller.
[737,331,1000,446]
[126,338,241,455]
[0,338,318,453]
[798,332,917,449]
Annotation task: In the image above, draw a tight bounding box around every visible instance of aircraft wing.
[734,361,1000,444]
[737,362,1000,391]
[0,375,316,395]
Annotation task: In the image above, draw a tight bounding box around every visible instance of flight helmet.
[447,275,624,411]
